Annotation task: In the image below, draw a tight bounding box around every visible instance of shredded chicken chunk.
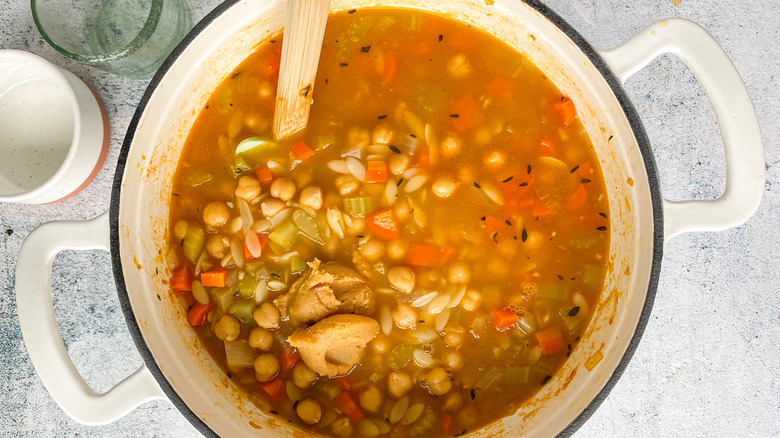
[274,259,374,327]
[288,314,380,377]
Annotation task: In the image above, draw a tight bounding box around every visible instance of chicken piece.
[274,259,374,327]
[288,314,380,377]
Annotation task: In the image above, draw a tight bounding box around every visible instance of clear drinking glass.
[31,0,193,79]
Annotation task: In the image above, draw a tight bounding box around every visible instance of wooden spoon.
[272,0,331,141]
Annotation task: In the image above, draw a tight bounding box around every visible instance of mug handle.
[15,212,167,425]
[598,18,765,240]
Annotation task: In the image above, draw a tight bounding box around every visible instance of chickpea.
[330,417,354,437]
[445,351,463,370]
[359,385,383,414]
[391,303,417,330]
[484,150,505,168]
[423,367,452,396]
[299,186,323,210]
[202,201,230,227]
[443,391,463,413]
[359,239,385,262]
[234,175,261,201]
[253,353,279,382]
[347,126,370,149]
[444,330,464,349]
[214,315,241,341]
[441,134,462,158]
[346,217,365,235]
[461,289,483,312]
[270,177,296,202]
[296,398,322,425]
[432,174,458,198]
[253,303,281,329]
[387,371,413,399]
[173,220,189,240]
[248,327,273,350]
[206,235,228,259]
[447,261,471,284]
[335,175,360,196]
[372,123,394,145]
[388,154,410,176]
[386,239,407,260]
[292,362,318,389]
[387,266,415,293]
[260,199,285,218]
[371,336,390,355]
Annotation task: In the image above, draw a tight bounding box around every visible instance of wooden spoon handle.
[272,0,331,141]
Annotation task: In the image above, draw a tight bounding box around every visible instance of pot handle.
[15,212,167,425]
[598,18,765,239]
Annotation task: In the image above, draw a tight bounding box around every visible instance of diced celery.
[210,287,234,310]
[376,15,395,31]
[314,133,336,151]
[517,315,538,336]
[229,300,256,323]
[504,366,533,384]
[409,13,422,31]
[538,284,571,300]
[182,226,205,263]
[534,358,555,376]
[292,209,323,244]
[183,169,213,187]
[225,340,255,368]
[244,260,265,276]
[237,275,256,298]
[348,15,374,42]
[408,407,436,437]
[235,137,278,155]
[475,366,503,391]
[569,230,600,252]
[230,154,252,176]
[583,264,603,287]
[269,221,298,250]
[413,86,441,115]
[388,344,415,369]
[343,197,372,217]
[290,257,306,274]
[559,306,583,333]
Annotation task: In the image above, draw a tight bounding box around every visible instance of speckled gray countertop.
[1,0,778,436]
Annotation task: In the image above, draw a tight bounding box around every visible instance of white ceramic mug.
[0,50,108,204]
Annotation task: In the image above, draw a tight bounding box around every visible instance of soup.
[167,8,609,437]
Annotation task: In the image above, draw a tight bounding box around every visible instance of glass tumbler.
[31,0,193,79]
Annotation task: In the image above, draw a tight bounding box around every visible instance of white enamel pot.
[15,0,765,436]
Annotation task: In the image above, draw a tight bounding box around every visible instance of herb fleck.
[541,375,552,385]
[172,192,180,197]
[388,145,401,153]
[492,232,498,243]
[527,165,532,174]
[599,212,608,218]
[473,182,481,189]
[347,8,357,13]
[522,228,528,242]
[470,388,476,400]
[568,306,581,317]
[597,226,607,231]
[397,178,404,187]
[518,182,529,187]
[377,114,388,119]
[608,135,614,141]
[438,34,444,42]
[557,274,564,280]
[581,178,591,183]
[570,165,580,173]
[156,294,161,301]
[355,235,365,239]
[502,176,514,183]
[449,113,460,118]
[409,134,417,138]
[339,62,349,67]
[231,72,241,79]
[361,45,371,53]
[505,220,512,226]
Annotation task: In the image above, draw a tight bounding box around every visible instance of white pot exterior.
[114,0,659,436]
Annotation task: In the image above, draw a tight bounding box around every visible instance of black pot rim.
[110,1,664,436]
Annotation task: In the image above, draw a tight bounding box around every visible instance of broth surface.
[168,8,609,437]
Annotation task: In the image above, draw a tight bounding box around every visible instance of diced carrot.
[280,349,299,371]
[367,209,399,239]
[441,414,453,434]
[568,184,587,211]
[335,391,364,423]
[244,233,268,261]
[290,141,315,160]
[488,76,512,97]
[258,378,286,401]
[577,161,592,179]
[494,310,519,330]
[415,147,430,169]
[554,97,577,126]
[533,201,553,218]
[440,245,456,264]
[187,303,211,327]
[255,165,274,187]
[484,216,505,233]
[451,95,482,133]
[365,161,389,184]
[406,244,439,267]
[201,270,227,288]
[333,377,353,391]
[381,52,397,83]
[536,327,565,355]
[540,139,555,156]
[261,53,281,78]
[170,265,192,293]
